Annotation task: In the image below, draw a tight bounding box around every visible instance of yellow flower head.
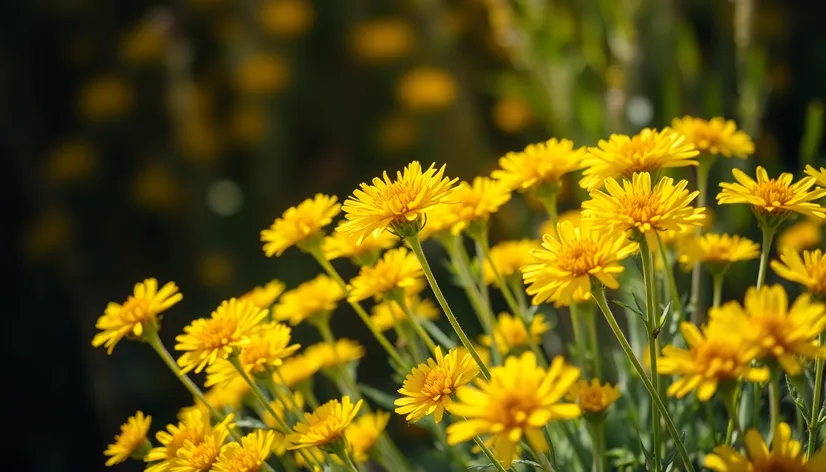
[778,219,822,253]
[145,409,211,472]
[274,275,345,326]
[772,248,826,294]
[260,0,314,38]
[417,202,460,241]
[205,322,300,389]
[104,411,151,466]
[322,226,397,263]
[213,430,275,472]
[671,116,755,158]
[79,75,133,120]
[492,97,534,134]
[338,161,459,243]
[350,19,415,63]
[274,354,322,387]
[480,313,550,354]
[303,339,365,371]
[446,353,581,468]
[175,298,269,374]
[705,422,826,472]
[657,322,768,401]
[287,396,363,450]
[676,233,760,271]
[565,379,621,414]
[235,53,290,95]
[579,128,699,190]
[240,280,285,309]
[491,138,586,192]
[397,67,457,111]
[522,220,639,307]
[483,239,542,286]
[449,177,512,234]
[805,164,826,188]
[370,295,440,332]
[201,378,250,414]
[709,285,826,375]
[261,193,341,257]
[717,167,826,227]
[92,278,183,354]
[262,393,305,456]
[347,247,423,302]
[345,411,390,463]
[582,172,705,248]
[395,346,479,423]
[171,415,235,472]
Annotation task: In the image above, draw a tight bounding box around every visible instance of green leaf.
[420,319,457,349]
[467,459,541,470]
[786,374,811,423]
[358,383,398,411]
[613,299,647,325]
[235,417,272,430]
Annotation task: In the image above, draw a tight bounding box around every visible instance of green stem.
[756,226,776,289]
[536,187,559,234]
[473,437,508,472]
[407,235,491,379]
[640,239,662,472]
[446,236,497,343]
[570,302,589,374]
[393,293,439,354]
[657,233,686,321]
[588,421,605,472]
[724,388,741,445]
[532,443,557,472]
[591,287,696,472]
[690,156,714,323]
[712,272,725,308]
[753,382,761,430]
[705,401,719,445]
[808,333,825,458]
[584,303,603,379]
[339,448,361,472]
[770,369,781,433]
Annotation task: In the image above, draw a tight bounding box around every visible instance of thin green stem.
[473,439,508,472]
[393,294,438,354]
[724,388,741,445]
[570,302,589,374]
[770,369,781,433]
[339,448,361,472]
[591,287,696,472]
[584,303,603,379]
[808,333,825,458]
[690,156,714,323]
[407,235,491,379]
[756,226,776,289]
[753,382,761,430]
[712,272,725,308]
[531,443,557,472]
[657,233,686,321]
[588,421,605,472]
[536,187,559,234]
[640,239,662,472]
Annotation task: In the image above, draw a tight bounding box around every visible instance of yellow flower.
[370,295,440,332]
[565,379,621,414]
[262,393,304,456]
[275,354,322,387]
[201,378,250,413]
[347,247,423,302]
[417,202,460,241]
[705,422,826,472]
[274,275,344,326]
[260,194,341,257]
[397,67,457,111]
[582,172,705,248]
[205,322,300,388]
[579,128,699,190]
[145,410,211,472]
[491,138,586,192]
[377,114,418,151]
[240,280,285,309]
[395,346,479,423]
[709,285,826,375]
[213,430,275,472]
[293,446,327,471]
[287,396,363,450]
[676,233,760,271]
[303,339,365,371]
[103,411,151,466]
[805,164,826,188]
[538,210,581,239]
[235,53,289,95]
[480,313,550,354]
[131,162,181,211]
[657,322,768,401]
[448,177,512,235]
[175,298,269,374]
[345,411,390,463]
[483,239,542,285]
[778,219,822,253]
[169,415,234,472]
[772,248,826,294]
[322,226,397,263]
[120,18,166,64]
[260,0,314,38]
[92,278,183,354]
[446,353,581,468]
[670,116,755,158]
[338,161,459,243]
[717,166,826,226]
[229,104,267,145]
[492,97,534,134]
[350,19,415,63]
[46,138,96,184]
[522,220,639,307]
[79,75,133,120]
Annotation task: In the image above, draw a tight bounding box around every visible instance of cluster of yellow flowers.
[93,116,826,472]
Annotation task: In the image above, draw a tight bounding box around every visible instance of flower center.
[421,368,452,400]
[620,138,658,171]
[496,393,537,428]
[557,240,601,276]
[120,296,153,323]
[187,440,220,470]
[307,416,344,443]
[165,428,203,459]
[755,458,806,472]
[200,319,239,349]
[804,262,826,294]
[694,339,741,379]
[224,449,263,471]
[620,193,663,229]
[499,324,528,348]
[378,182,420,215]
[579,390,608,412]
[753,180,795,209]
[239,340,271,373]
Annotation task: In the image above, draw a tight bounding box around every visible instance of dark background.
[7,0,826,470]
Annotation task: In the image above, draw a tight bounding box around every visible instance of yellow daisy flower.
[345,411,390,463]
[446,353,581,468]
[676,233,760,271]
[262,392,305,440]
[657,322,768,401]
[92,278,183,353]
[483,239,542,286]
[349,19,415,63]
[491,138,586,192]
[670,116,754,158]
[260,193,341,257]
[717,166,826,227]
[201,378,250,414]
[709,285,826,375]
[274,354,322,387]
[144,410,211,472]
[522,220,639,307]
[772,248,826,294]
[337,161,459,243]
[175,298,269,374]
[705,422,826,472]
[347,247,423,302]
[397,67,457,112]
[370,295,440,332]
[169,415,234,472]
[582,172,705,248]
[579,128,698,190]
[303,339,365,371]
[293,446,327,471]
[213,430,275,472]
[239,280,285,309]
[806,164,826,188]
[103,411,152,466]
[322,226,397,264]
[777,219,822,253]
[287,396,363,450]
[538,210,581,239]
[565,379,621,414]
[273,275,344,326]
[479,312,550,354]
[417,201,459,241]
[395,346,479,423]
[449,177,512,235]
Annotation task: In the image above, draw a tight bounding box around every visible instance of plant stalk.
[808,333,826,458]
[640,239,662,472]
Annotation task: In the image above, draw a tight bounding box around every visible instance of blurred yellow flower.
[200,378,250,414]
[240,280,285,310]
[104,411,151,466]
[417,202,460,241]
[346,411,390,462]
[676,233,760,271]
[303,339,365,371]
[492,97,534,134]
[483,239,542,285]
[213,430,275,472]
[579,128,698,190]
[261,194,341,257]
[350,19,415,62]
[229,103,267,145]
[235,54,289,95]
[449,177,512,234]
[805,164,826,188]
[397,67,457,111]
[260,0,314,38]
[777,219,822,253]
[145,409,210,472]
[480,313,549,354]
[92,278,183,353]
[492,138,586,192]
[274,275,344,326]
[79,75,133,120]
[120,19,167,64]
[370,295,440,332]
[262,393,305,456]
[23,210,72,260]
[670,116,754,158]
[772,248,826,294]
[287,396,363,450]
[46,139,96,184]
[565,379,621,414]
[275,353,322,387]
[348,247,423,302]
[132,162,181,211]
[705,422,826,471]
[377,114,418,151]
[322,225,397,263]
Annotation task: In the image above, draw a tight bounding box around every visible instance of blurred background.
[9,0,826,470]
